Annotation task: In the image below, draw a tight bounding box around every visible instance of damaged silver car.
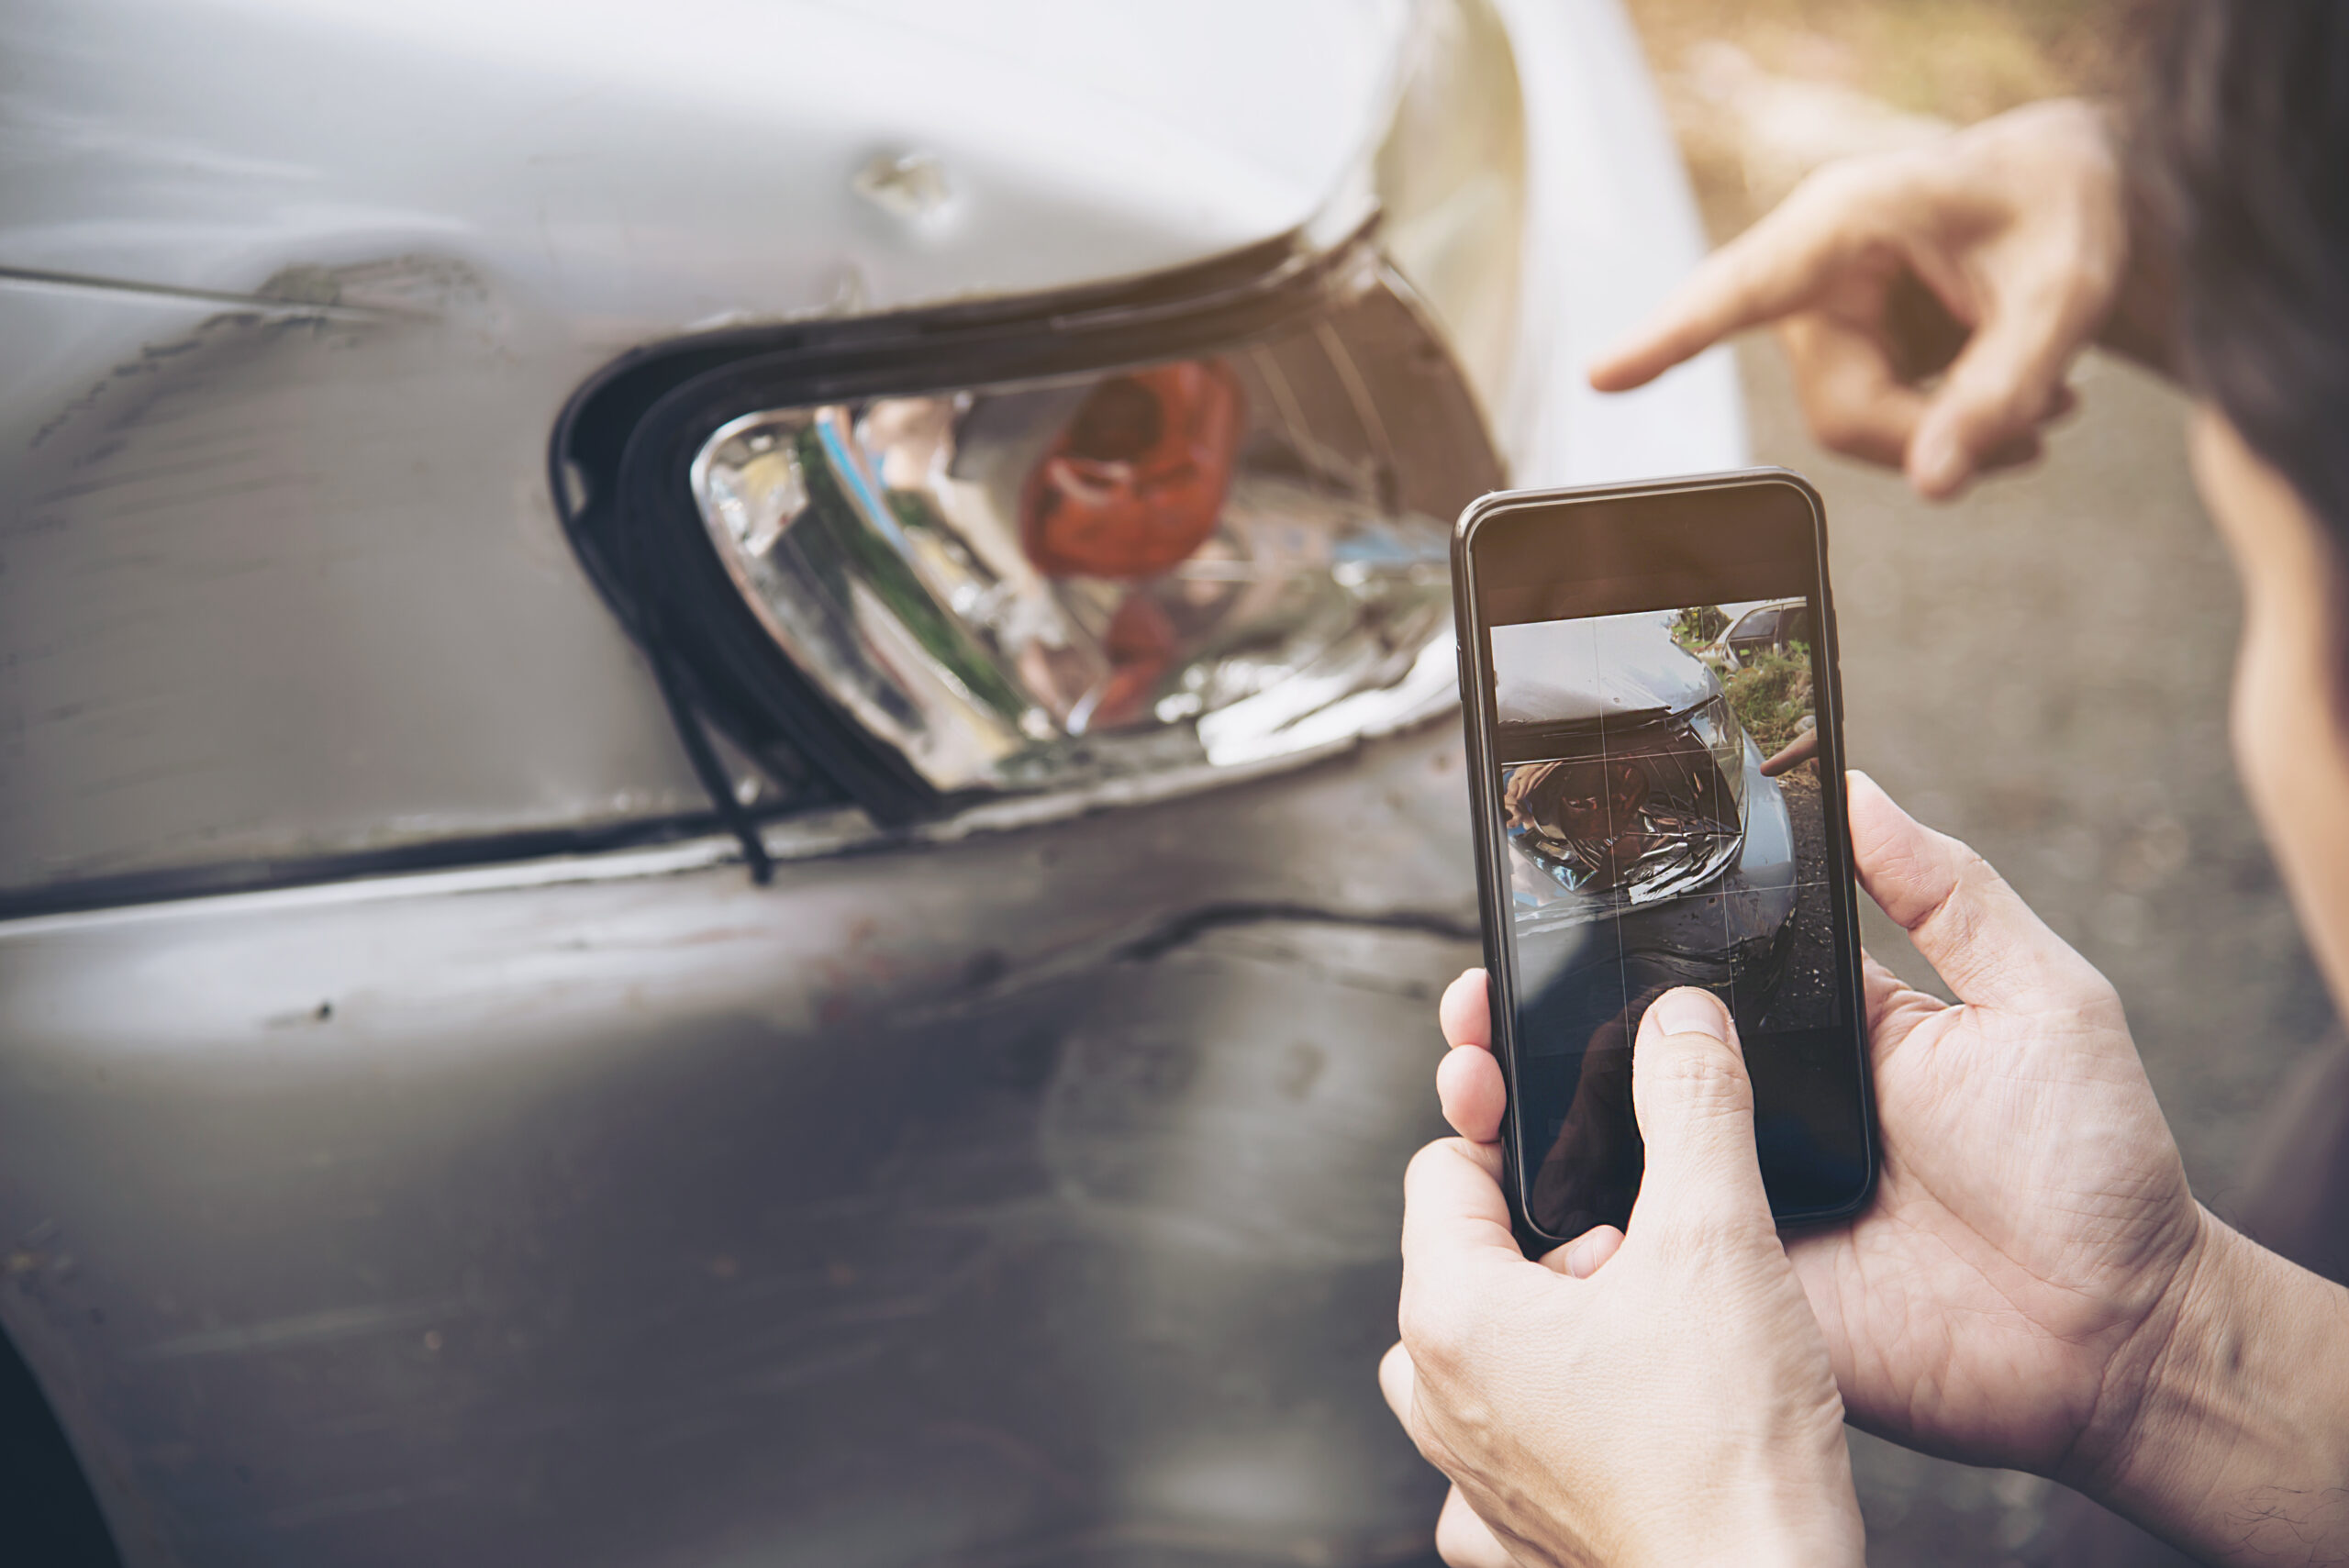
[0,0,1742,1563]
[1497,614,1797,1017]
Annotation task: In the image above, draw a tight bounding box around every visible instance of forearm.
[2090,1212,2349,1565]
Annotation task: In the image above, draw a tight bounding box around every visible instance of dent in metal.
[0,259,717,894]
[0,725,1478,1567]
[0,3,1746,1564]
[852,152,954,224]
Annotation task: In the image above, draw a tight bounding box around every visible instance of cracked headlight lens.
[688,268,1499,801]
[1504,695,1750,917]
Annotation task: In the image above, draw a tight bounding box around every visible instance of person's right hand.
[1589,98,2131,497]
[1434,773,2210,1494]
[1386,986,1864,1568]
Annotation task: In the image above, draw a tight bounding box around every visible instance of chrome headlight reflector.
[673,258,1499,808]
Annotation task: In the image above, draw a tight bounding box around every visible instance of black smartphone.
[1453,470,1876,1248]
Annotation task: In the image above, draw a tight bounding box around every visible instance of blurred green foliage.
[1671,605,1729,652]
[1724,644,1815,754]
[1625,0,2137,126]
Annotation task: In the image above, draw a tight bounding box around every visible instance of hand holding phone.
[1453,471,1876,1243]
[1421,777,2229,1541]
[1430,474,2332,1564]
[1384,984,1867,1568]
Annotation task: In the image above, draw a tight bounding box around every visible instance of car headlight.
[559,0,1526,838]
[1504,695,1749,918]
[573,242,1503,825]
[1683,692,1748,824]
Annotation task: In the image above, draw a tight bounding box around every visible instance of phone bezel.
[1452,468,1878,1248]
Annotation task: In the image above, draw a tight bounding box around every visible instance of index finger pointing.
[1588,171,1878,391]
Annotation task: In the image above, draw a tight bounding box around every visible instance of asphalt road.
[1731,338,2338,1563]
[1753,763,1837,1034]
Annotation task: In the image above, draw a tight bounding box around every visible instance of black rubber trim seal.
[0,813,741,923]
[555,219,1381,829]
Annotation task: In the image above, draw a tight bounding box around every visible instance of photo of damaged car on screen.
[1491,601,1843,1237]
[1496,604,1839,1047]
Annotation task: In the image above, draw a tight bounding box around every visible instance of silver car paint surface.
[1,737,1487,1566]
[0,0,1743,1562]
[0,0,1406,890]
[1492,614,1718,725]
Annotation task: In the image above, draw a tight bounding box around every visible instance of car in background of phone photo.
[1703,596,1816,670]
[0,1,1742,1564]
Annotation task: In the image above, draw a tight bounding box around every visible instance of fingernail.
[1564,1235,1601,1279]
[1649,987,1728,1041]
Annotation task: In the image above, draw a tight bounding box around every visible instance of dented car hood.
[1492,613,1720,726]
[0,0,1409,340]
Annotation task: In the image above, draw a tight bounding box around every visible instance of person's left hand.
[1379,987,1865,1568]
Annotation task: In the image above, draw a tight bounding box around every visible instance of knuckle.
[1954,387,2028,436]
[1788,155,1878,213]
[1809,403,1877,456]
[1938,365,2036,437]
[1647,1036,1753,1110]
[1407,1415,1458,1475]
[1788,151,1924,238]
[1952,840,2008,896]
[1969,374,2055,433]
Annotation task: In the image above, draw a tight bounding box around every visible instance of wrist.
[2074,1209,2349,1565]
[2059,1201,2226,1505]
[1640,1473,1865,1568]
[1640,1523,1861,1568]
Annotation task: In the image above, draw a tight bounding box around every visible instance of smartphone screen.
[1456,473,1873,1242]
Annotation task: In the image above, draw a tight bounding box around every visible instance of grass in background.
[1622,0,2146,239]
[1671,605,1729,654]
[1724,646,1815,755]
[1622,0,2138,125]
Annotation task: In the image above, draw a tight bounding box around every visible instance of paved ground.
[1735,327,2338,1563]
[1753,764,1837,1033]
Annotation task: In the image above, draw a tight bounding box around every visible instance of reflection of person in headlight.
[1504,756,1661,890]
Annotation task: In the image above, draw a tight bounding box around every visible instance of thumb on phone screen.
[1627,987,1776,1234]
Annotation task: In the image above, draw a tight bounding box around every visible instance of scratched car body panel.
[0,1,1742,1563]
